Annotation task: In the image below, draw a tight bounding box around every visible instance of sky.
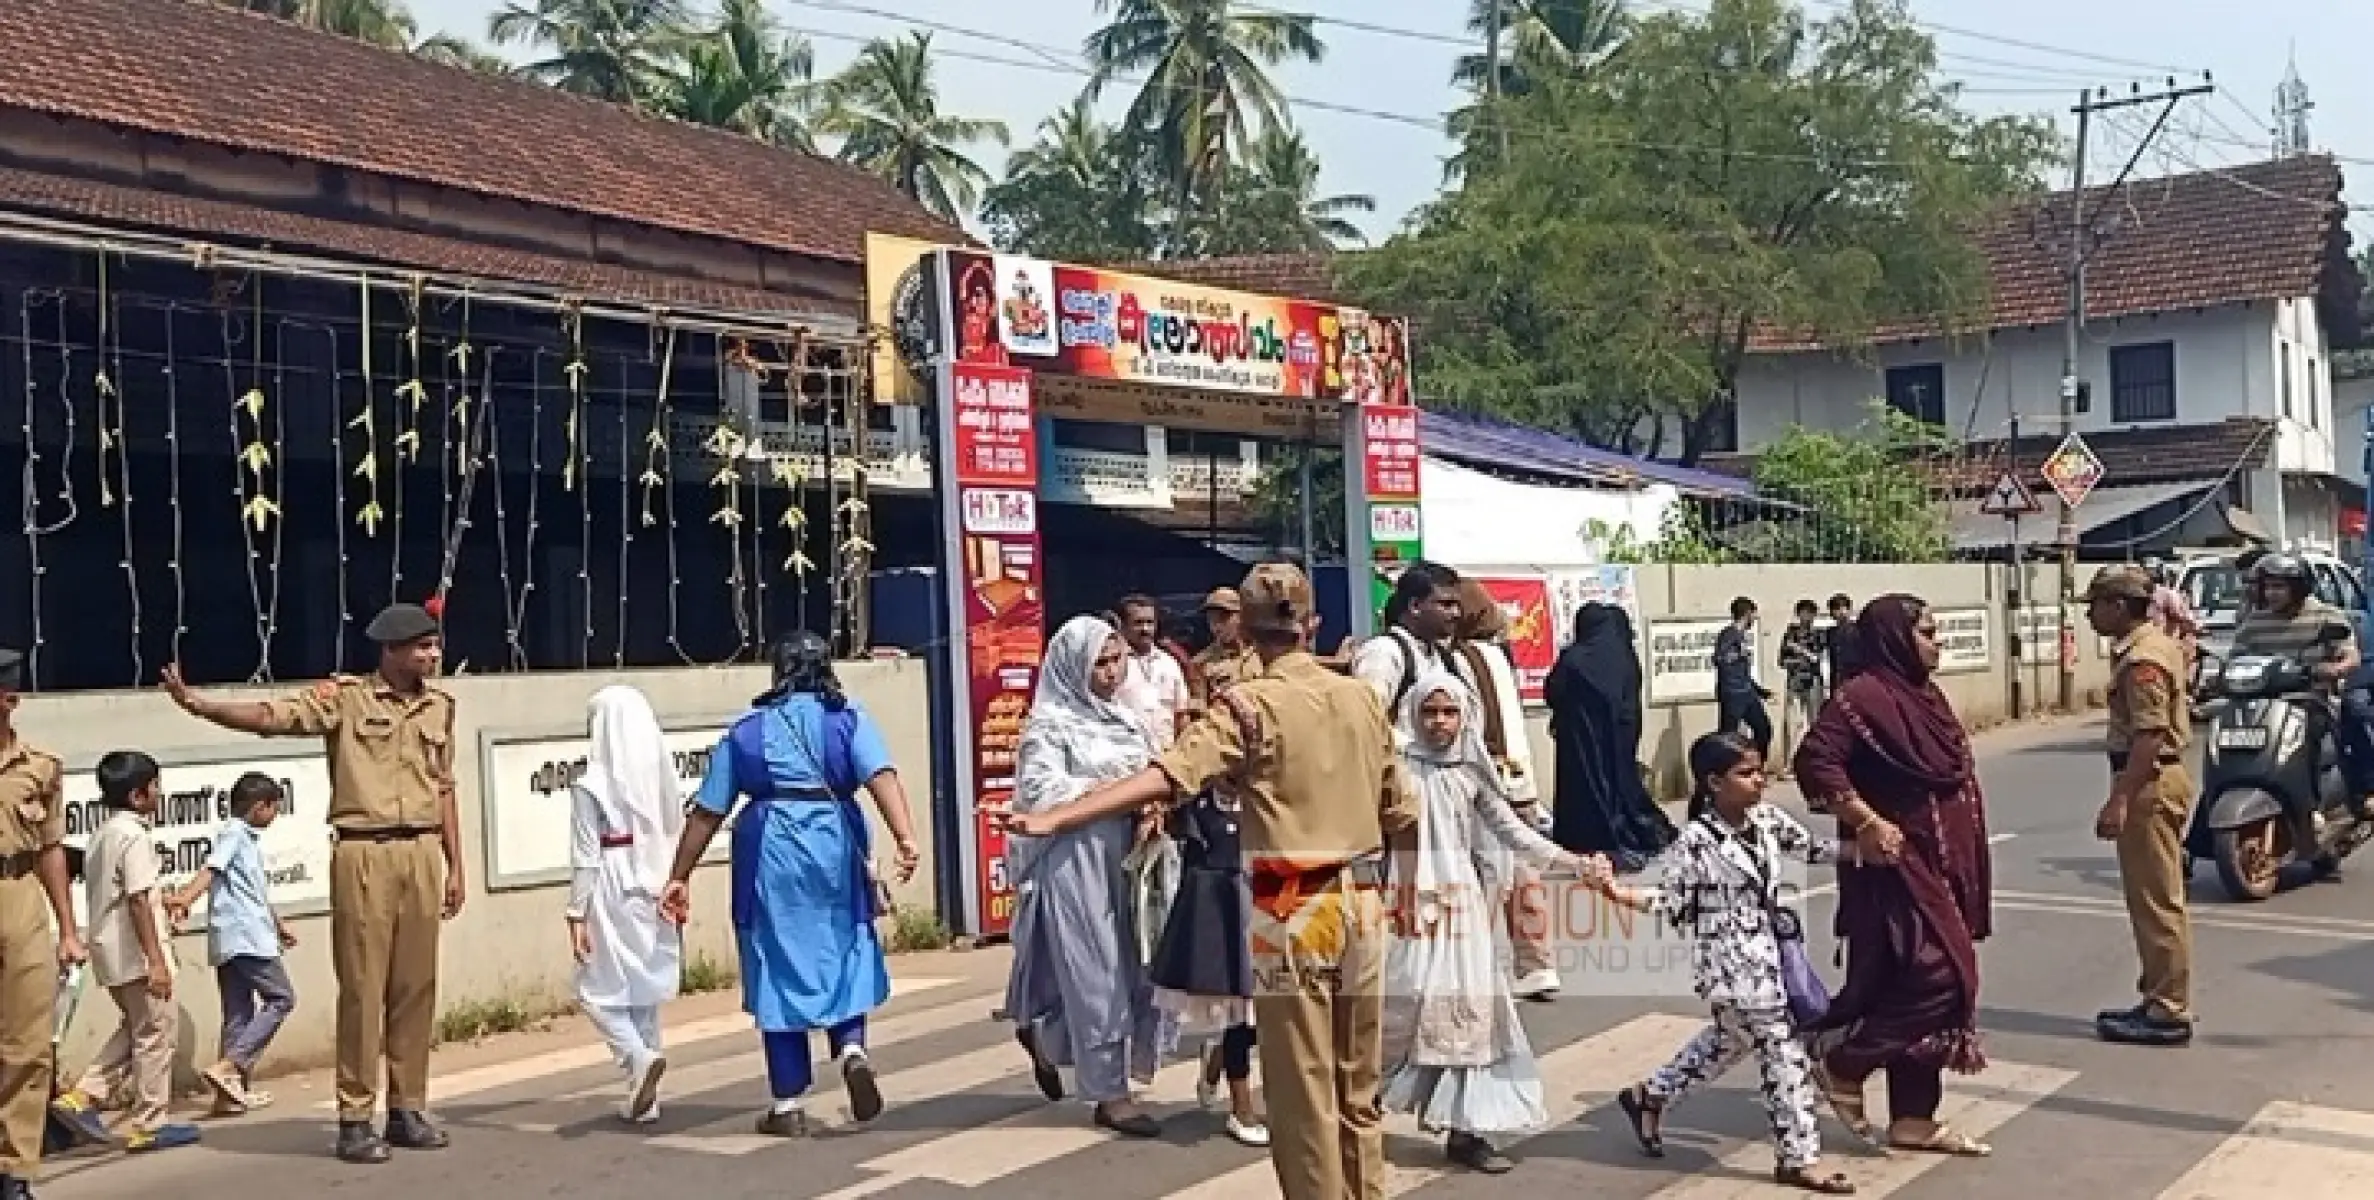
[408,0,2374,244]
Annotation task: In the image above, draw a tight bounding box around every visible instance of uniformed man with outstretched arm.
[0,649,86,1200]
[160,604,462,1164]
[1006,564,1419,1200]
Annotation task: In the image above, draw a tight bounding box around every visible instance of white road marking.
[1157,1012,1708,1200]
[1989,889,2374,941]
[1641,1059,2074,1198]
[2157,1101,2374,1198]
[313,975,965,1114]
[813,1058,1209,1198]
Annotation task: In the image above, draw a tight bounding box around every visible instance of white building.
[1718,155,2361,556]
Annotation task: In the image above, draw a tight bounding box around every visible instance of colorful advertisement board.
[947,361,1046,938]
[1359,399,1425,621]
[940,249,1410,404]
[1466,575,1558,702]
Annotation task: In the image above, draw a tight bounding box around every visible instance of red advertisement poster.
[1362,401,1421,501]
[1470,575,1556,702]
[951,362,1038,486]
[954,367,1041,939]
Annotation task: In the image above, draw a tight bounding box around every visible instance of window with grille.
[2109,342,2177,422]
[1884,363,1947,426]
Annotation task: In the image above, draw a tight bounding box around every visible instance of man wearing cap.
[1005,563,1420,1200]
[0,648,86,1200]
[159,603,461,1163]
[2083,566,2197,1047]
[1191,587,1259,706]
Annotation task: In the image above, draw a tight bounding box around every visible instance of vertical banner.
[1466,575,1556,701]
[931,255,1047,938]
[1357,397,1424,621]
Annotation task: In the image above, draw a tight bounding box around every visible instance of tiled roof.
[1134,156,2355,353]
[1698,417,2279,495]
[0,165,843,319]
[0,0,969,267]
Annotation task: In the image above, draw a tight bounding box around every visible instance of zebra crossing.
[50,964,2374,1200]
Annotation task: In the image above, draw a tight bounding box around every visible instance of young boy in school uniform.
[47,751,200,1152]
[164,773,298,1114]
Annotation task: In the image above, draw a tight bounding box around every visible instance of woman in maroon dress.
[1791,595,1995,1158]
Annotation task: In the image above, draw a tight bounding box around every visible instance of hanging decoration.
[834,354,875,650]
[93,255,119,508]
[563,305,592,666]
[160,302,189,666]
[705,339,752,656]
[613,352,632,668]
[327,323,352,655]
[644,321,693,666]
[351,280,385,538]
[387,276,428,600]
[21,290,82,685]
[430,294,483,631]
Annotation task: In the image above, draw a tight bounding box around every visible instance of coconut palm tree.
[1451,0,1631,98]
[655,0,818,150]
[412,32,518,76]
[1081,0,1325,214]
[487,0,689,104]
[225,0,417,48]
[1243,125,1371,248]
[819,32,1008,222]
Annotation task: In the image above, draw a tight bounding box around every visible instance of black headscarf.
[1545,602,1674,860]
[755,631,844,710]
[1558,603,1642,716]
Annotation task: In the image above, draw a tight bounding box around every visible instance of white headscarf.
[1394,668,1513,920]
[580,685,684,894]
[1016,615,1156,816]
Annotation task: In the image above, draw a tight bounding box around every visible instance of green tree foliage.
[1744,407,1954,562]
[1247,444,1347,558]
[488,0,688,102]
[1349,0,2058,465]
[819,32,1010,222]
[653,0,819,151]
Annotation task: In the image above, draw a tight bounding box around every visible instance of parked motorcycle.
[2184,618,2374,901]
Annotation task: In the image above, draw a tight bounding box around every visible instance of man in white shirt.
[1112,594,1190,750]
[1350,561,1465,737]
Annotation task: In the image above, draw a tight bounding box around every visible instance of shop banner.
[942,249,1410,404]
[1362,403,1421,500]
[1467,575,1557,701]
[951,362,1045,938]
[1644,617,1732,705]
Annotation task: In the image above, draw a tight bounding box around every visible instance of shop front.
[913,246,1418,938]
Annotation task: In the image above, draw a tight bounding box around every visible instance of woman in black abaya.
[1545,604,1677,873]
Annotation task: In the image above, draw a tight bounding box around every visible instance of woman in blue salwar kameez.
[661,633,922,1137]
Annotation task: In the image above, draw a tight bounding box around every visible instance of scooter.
[2185,621,2374,901]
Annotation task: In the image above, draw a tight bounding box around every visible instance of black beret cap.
[365,603,440,645]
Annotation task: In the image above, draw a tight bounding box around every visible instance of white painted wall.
[1736,301,2335,476]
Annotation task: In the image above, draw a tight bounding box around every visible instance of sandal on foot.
[1809,1060,1880,1145]
[1775,1165,1858,1194]
[1616,1085,1665,1158]
[1890,1125,1992,1157]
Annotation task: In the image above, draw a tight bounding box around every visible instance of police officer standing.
[1190,587,1258,705]
[1005,564,1419,1200]
[2083,566,2196,1047]
[160,604,462,1163]
[0,649,86,1200]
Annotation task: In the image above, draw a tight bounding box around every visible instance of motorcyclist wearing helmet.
[2230,552,2374,822]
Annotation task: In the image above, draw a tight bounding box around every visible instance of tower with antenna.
[2275,51,2312,157]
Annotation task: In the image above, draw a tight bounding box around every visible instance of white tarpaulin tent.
[1421,457,1679,569]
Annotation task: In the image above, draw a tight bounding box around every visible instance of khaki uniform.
[1158,648,1418,1200]
[2106,621,2195,1022]
[1190,642,1261,706]
[0,740,62,1179]
[263,674,456,1121]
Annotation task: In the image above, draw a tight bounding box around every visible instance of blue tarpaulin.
[1417,409,1761,500]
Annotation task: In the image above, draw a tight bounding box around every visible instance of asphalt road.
[35,716,2374,1200]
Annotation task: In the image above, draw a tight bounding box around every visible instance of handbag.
[804,705,897,920]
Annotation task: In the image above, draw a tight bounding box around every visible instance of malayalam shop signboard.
[940,249,1411,404]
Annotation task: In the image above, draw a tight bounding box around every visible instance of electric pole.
[2056,77,2213,710]
[1485,0,1507,161]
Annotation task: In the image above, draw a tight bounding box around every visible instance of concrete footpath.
[36,717,2374,1200]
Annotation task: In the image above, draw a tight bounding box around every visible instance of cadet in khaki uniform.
[1191,587,1261,706]
[160,604,463,1163]
[1007,564,1419,1200]
[0,649,86,1200]
[2083,566,2197,1047]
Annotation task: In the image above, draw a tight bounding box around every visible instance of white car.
[2180,550,2366,664]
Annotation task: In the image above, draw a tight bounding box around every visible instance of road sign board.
[1979,471,2042,517]
[2040,432,2105,509]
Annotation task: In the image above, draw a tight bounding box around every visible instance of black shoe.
[383,1109,449,1150]
[841,1050,884,1123]
[1094,1104,1161,1139]
[0,1175,29,1200]
[1617,1085,1666,1158]
[335,1120,391,1164]
[2094,1002,2149,1024]
[1015,1027,1065,1101]
[1447,1131,1514,1174]
[2097,1011,2194,1046]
